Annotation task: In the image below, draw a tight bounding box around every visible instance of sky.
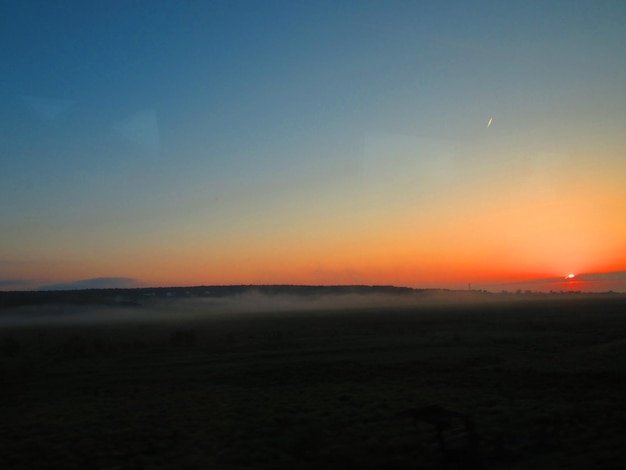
[1,1,626,292]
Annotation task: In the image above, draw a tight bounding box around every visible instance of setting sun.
[1,2,625,294]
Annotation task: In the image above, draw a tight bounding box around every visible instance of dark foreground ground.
[2,293,626,469]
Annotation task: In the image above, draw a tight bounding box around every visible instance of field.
[2,291,626,469]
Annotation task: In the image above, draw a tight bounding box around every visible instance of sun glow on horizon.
[2,3,626,293]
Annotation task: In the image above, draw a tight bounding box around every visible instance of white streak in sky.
[487,117,493,128]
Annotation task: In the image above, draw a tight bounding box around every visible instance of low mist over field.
[1,285,621,327]
[0,286,439,326]
[3,286,626,469]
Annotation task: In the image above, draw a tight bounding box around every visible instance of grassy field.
[2,294,626,469]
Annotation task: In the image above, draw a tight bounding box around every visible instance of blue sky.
[2,1,626,290]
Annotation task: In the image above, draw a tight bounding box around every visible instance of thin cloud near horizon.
[479,271,626,292]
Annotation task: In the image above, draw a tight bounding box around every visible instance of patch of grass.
[3,297,626,468]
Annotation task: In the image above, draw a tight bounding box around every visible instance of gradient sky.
[2,1,626,291]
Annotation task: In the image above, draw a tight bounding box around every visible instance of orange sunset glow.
[1,2,625,293]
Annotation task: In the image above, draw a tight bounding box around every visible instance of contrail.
[487,117,493,128]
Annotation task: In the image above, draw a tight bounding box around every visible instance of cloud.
[38,277,142,291]
[0,279,28,287]
[361,132,458,198]
[113,109,161,154]
[499,271,626,286]
[576,271,626,282]
[22,95,75,122]
[482,270,626,293]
